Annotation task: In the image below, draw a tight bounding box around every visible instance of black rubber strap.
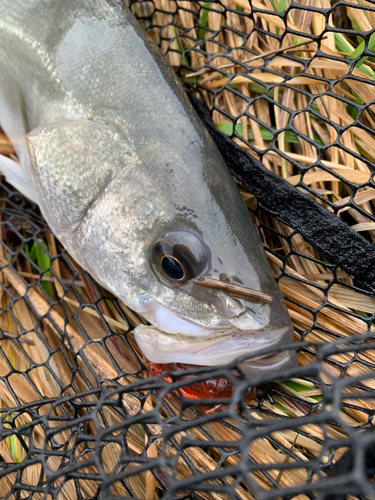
[190,94,375,295]
[325,441,375,500]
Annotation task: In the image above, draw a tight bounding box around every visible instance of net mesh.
[1,0,375,498]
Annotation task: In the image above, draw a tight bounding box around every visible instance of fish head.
[27,118,295,376]
[128,135,296,376]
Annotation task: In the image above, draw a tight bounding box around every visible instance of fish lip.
[134,299,296,374]
[134,322,295,370]
[237,348,297,378]
[136,298,272,337]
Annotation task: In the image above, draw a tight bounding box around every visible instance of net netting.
[1,0,375,498]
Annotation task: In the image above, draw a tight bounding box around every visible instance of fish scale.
[0,0,296,375]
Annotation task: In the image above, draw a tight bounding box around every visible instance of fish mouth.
[134,312,296,377]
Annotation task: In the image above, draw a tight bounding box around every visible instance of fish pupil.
[161,256,184,280]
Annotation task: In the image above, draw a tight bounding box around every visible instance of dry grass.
[0,0,375,498]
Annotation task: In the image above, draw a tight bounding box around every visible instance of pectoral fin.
[0,72,37,203]
[0,153,38,203]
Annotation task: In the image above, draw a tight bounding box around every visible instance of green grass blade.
[199,2,211,41]
[24,239,53,297]
[215,122,301,143]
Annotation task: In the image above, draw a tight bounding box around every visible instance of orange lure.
[147,362,257,409]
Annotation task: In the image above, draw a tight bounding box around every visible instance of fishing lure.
[147,362,257,411]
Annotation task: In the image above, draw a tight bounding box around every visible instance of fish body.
[0,0,296,374]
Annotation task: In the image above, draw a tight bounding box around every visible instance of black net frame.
[1,0,375,498]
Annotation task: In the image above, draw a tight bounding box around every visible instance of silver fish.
[0,0,296,375]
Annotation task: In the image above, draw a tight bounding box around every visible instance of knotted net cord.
[0,0,375,498]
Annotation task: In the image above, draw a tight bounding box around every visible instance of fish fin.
[0,71,37,203]
[0,154,38,204]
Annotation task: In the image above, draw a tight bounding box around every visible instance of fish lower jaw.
[134,322,296,374]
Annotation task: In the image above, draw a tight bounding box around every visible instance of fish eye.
[161,256,184,280]
[152,231,207,284]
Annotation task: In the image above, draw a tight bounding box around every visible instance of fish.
[0,0,296,376]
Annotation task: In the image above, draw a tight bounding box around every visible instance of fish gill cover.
[0,0,374,499]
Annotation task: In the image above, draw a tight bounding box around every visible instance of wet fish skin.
[0,0,296,373]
